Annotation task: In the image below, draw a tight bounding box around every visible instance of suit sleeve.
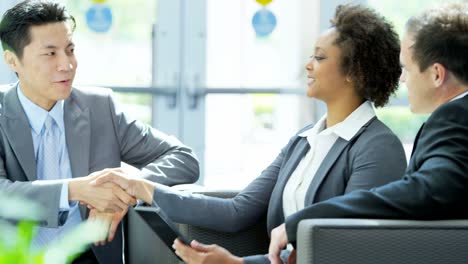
[285,103,468,242]
[343,128,407,194]
[106,92,199,186]
[0,161,63,227]
[151,138,292,232]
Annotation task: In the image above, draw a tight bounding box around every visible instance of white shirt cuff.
[59,182,76,211]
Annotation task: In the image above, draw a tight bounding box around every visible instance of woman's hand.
[173,239,243,264]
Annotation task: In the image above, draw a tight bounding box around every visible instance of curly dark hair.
[330,4,401,107]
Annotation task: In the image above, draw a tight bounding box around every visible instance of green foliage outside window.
[376,107,428,143]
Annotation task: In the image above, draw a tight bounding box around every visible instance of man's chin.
[54,85,73,100]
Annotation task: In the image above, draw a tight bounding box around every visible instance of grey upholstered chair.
[127,189,468,264]
[296,218,468,264]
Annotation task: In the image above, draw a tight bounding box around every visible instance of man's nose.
[57,54,74,72]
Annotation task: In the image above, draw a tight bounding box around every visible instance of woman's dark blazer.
[152,117,407,240]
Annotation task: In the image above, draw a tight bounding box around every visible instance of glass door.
[154,0,364,187]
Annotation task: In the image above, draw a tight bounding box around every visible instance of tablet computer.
[134,204,191,260]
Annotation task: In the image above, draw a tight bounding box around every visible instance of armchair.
[296,218,468,264]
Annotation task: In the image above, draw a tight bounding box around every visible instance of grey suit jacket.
[152,117,407,263]
[0,83,199,264]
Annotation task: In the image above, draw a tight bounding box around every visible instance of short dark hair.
[0,0,75,59]
[330,4,401,107]
[406,3,468,85]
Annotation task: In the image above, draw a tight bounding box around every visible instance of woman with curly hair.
[92,4,407,264]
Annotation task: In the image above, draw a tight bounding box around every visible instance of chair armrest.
[296,218,468,264]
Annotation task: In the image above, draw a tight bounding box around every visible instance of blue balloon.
[86,4,113,33]
[252,9,277,37]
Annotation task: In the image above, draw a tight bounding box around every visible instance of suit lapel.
[64,91,90,179]
[304,137,349,204]
[410,122,425,158]
[0,86,37,181]
[304,120,372,204]
[268,137,310,227]
[276,139,310,195]
[64,92,91,218]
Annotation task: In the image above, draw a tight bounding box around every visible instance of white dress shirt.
[282,101,376,218]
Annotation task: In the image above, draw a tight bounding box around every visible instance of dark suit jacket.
[152,116,407,263]
[0,84,199,264]
[285,94,468,243]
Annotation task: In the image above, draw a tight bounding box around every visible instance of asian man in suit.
[0,1,199,263]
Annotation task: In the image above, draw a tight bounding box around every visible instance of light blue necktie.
[32,115,81,248]
[33,115,62,248]
[37,115,60,180]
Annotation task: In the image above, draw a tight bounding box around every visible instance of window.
[202,0,317,188]
[62,0,156,124]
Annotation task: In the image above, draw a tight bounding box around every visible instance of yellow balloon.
[91,0,107,3]
[256,0,272,6]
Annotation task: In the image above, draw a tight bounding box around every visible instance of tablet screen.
[134,204,191,260]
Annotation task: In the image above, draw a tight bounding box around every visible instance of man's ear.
[430,63,447,87]
[3,50,20,72]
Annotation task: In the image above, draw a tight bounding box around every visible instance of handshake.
[68,167,156,244]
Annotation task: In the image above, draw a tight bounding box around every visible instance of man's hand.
[268,223,288,264]
[91,169,155,204]
[88,207,128,245]
[69,168,137,212]
[173,239,243,264]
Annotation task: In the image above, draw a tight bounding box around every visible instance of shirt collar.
[450,91,468,102]
[299,115,326,138]
[299,100,375,141]
[17,84,65,135]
